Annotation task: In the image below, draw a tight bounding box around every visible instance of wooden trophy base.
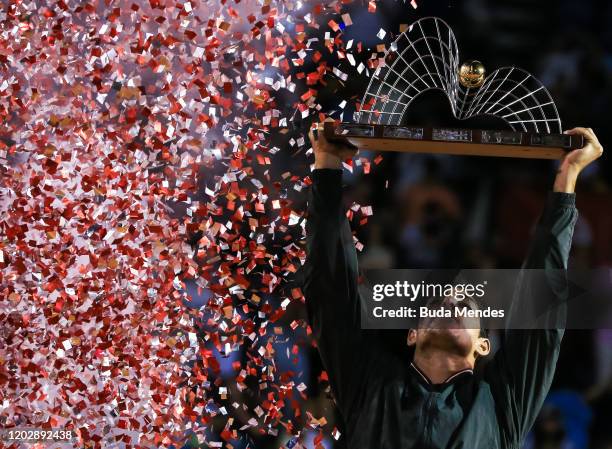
[321,123,583,160]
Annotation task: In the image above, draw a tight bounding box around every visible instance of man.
[302,122,603,449]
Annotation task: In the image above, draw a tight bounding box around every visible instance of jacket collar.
[410,362,473,386]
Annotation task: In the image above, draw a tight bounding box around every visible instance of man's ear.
[407,329,417,347]
[475,337,491,357]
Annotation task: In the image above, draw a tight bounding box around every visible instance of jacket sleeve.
[488,192,578,447]
[301,169,385,416]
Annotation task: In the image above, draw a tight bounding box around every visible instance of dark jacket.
[302,169,578,449]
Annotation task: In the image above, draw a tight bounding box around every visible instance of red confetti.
[0,0,417,446]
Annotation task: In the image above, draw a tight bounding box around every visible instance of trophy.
[323,17,583,159]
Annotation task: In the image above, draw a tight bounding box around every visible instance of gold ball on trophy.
[458,60,486,88]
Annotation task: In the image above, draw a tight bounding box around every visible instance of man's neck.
[413,349,474,384]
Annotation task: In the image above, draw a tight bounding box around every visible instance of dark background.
[189,1,612,448]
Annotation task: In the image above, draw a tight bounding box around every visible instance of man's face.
[407,294,490,359]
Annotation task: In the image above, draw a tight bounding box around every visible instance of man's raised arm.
[489,127,603,447]
[301,121,383,415]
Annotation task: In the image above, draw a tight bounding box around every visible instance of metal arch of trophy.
[321,17,583,159]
